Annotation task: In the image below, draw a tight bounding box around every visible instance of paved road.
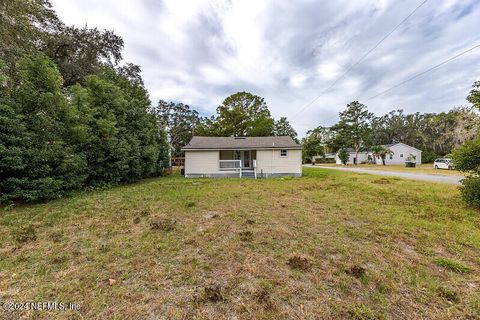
[304,165,462,185]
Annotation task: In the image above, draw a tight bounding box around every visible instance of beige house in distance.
[182,136,302,178]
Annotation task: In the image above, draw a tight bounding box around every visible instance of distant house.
[379,143,422,165]
[334,149,369,165]
[334,143,422,165]
[182,136,302,178]
[312,153,335,163]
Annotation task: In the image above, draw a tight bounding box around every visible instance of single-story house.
[312,153,335,163]
[334,149,368,165]
[379,143,422,165]
[334,143,422,165]
[182,136,302,178]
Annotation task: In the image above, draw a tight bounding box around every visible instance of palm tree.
[371,145,393,165]
[370,145,383,165]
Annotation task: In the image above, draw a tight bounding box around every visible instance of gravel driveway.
[305,165,462,185]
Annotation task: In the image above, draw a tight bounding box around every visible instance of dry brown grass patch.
[203,211,220,219]
[253,288,276,311]
[150,218,176,231]
[346,265,367,279]
[197,284,224,303]
[132,216,141,224]
[287,255,312,271]
[48,230,63,243]
[239,230,254,242]
[11,224,37,244]
[437,286,460,303]
[372,178,391,184]
[245,218,255,225]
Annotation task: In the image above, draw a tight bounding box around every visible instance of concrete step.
[241,170,255,178]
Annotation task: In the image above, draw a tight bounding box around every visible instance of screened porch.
[218,150,257,178]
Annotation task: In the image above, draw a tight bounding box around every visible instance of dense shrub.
[0,55,87,202]
[458,176,480,207]
[452,137,480,207]
[422,150,437,163]
[0,55,169,203]
[451,138,480,172]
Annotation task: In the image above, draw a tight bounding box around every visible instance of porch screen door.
[234,150,241,168]
[243,151,251,168]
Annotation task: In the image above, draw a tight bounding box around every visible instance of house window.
[280,149,288,157]
[389,155,393,160]
[400,154,404,158]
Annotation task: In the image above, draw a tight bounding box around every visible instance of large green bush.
[0,55,87,202]
[452,137,480,207]
[458,176,480,207]
[0,55,169,203]
[451,138,480,172]
[421,150,437,163]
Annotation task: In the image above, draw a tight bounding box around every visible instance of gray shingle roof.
[182,136,301,150]
[338,143,421,153]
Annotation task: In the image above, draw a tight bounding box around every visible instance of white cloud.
[51,0,480,136]
[289,74,308,88]
[317,63,343,80]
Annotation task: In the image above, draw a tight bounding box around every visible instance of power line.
[291,0,428,120]
[310,43,480,129]
[364,43,480,101]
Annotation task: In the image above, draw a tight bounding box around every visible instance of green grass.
[435,258,473,273]
[0,168,479,319]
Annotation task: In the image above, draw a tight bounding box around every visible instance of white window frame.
[280,149,288,157]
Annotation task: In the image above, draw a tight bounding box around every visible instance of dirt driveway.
[305,165,462,185]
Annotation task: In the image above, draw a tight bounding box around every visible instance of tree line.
[0,0,169,203]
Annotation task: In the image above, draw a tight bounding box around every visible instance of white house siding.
[335,152,369,165]
[184,151,220,177]
[381,143,422,165]
[256,149,302,177]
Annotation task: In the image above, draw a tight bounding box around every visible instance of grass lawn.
[315,163,465,176]
[1,168,479,319]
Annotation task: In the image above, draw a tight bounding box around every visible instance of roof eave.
[387,142,422,152]
[182,146,302,151]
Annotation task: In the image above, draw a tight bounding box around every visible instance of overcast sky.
[51,0,480,136]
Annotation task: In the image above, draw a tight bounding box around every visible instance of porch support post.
[239,160,242,178]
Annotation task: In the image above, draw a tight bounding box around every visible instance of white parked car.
[433,158,454,170]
